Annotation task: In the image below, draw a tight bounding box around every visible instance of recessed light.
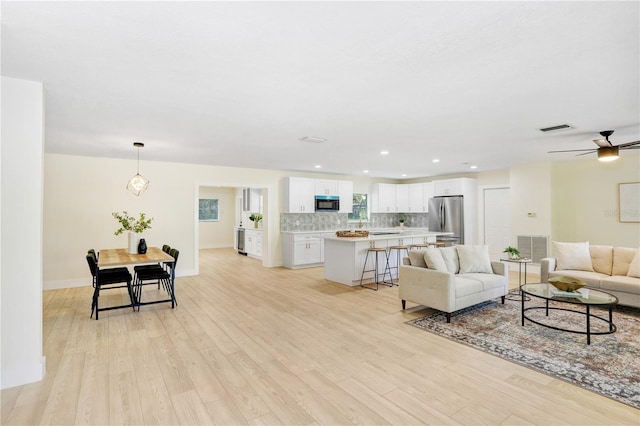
[314,165,322,169]
[299,136,327,143]
[401,174,407,177]
[470,165,478,169]
[362,170,369,174]
[432,159,440,163]
[380,150,389,155]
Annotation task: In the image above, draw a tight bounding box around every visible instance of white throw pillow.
[553,241,594,271]
[456,245,493,274]
[408,250,427,268]
[439,247,460,274]
[627,249,640,278]
[423,248,448,272]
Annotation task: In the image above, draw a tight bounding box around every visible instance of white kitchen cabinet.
[423,182,434,212]
[284,177,315,213]
[396,184,410,212]
[432,178,475,196]
[282,233,324,268]
[338,180,353,214]
[406,183,426,212]
[315,179,338,196]
[245,229,262,259]
[371,183,397,213]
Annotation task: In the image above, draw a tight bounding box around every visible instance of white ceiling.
[2,1,639,179]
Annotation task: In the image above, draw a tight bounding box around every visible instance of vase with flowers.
[113,211,153,254]
[249,213,263,229]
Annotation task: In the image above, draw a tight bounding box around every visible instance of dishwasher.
[236,227,247,255]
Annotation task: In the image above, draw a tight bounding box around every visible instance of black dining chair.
[86,253,134,320]
[133,248,179,309]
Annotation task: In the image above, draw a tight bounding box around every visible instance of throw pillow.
[552,241,594,271]
[613,247,637,276]
[627,249,640,278]
[408,250,427,268]
[589,245,613,275]
[456,245,493,274]
[439,246,460,274]
[423,248,448,272]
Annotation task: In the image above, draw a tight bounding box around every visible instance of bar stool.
[409,243,429,250]
[360,247,391,291]
[385,245,410,285]
[428,241,446,248]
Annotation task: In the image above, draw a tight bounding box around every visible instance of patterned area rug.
[406,297,640,409]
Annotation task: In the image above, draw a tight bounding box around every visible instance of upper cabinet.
[315,179,339,196]
[242,188,263,213]
[284,177,353,214]
[432,178,475,197]
[284,177,315,213]
[338,180,353,214]
[370,183,397,213]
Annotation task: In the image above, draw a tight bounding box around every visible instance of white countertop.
[324,230,451,242]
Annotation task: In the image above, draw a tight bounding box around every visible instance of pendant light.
[126,142,150,196]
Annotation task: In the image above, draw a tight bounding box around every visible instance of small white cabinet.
[432,178,473,196]
[284,177,315,213]
[282,233,325,268]
[242,188,262,213]
[245,229,262,259]
[315,179,338,196]
[396,184,410,212]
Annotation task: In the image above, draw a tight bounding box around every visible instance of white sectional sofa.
[540,242,640,308]
[399,245,509,322]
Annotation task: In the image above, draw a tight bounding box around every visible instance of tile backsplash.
[280,213,429,232]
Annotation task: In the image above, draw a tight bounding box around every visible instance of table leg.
[586,305,591,345]
[521,291,525,326]
[545,299,549,316]
[609,306,613,332]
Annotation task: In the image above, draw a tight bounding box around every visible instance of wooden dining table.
[99,247,176,309]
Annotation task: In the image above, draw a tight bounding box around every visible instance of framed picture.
[199,198,219,221]
[619,182,640,222]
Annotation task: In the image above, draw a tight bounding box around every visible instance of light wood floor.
[2,249,638,425]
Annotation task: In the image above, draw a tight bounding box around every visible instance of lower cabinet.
[245,229,262,259]
[282,233,325,268]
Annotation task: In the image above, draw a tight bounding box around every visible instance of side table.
[501,257,532,301]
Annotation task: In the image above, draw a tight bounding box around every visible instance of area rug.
[406,298,640,409]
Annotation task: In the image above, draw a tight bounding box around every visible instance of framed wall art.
[199,198,219,221]
[619,182,640,222]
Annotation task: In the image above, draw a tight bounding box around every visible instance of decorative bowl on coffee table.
[549,276,586,292]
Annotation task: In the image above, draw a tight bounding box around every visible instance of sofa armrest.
[491,261,508,280]
[399,265,455,312]
[540,257,556,283]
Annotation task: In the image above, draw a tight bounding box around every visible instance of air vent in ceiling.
[299,136,327,143]
[539,124,573,132]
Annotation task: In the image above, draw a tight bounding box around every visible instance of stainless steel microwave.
[315,195,340,212]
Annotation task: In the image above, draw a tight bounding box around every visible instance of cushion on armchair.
[423,248,448,272]
[439,246,460,274]
[552,241,594,271]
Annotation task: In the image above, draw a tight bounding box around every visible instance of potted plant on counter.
[503,246,520,259]
[113,211,153,254]
[398,217,406,228]
[249,213,263,229]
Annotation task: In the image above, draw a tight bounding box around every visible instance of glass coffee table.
[520,283,618,345]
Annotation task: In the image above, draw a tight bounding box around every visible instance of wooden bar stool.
[428,241,446,248]
[409,243,429,250]
[360,247,391,291]
[385,245,409,286]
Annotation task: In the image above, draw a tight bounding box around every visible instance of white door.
[483,188,511,260]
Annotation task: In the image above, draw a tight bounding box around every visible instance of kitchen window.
[348,193,369,221]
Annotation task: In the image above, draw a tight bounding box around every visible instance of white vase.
[128,232,138,254]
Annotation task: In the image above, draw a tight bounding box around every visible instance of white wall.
[1,77,45,389]
[551,153,640,247]
[509,162,553,241]
[198,187,236,249]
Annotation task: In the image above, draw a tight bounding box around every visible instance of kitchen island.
[324,230,451,286]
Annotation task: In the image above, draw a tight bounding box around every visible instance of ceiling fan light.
[597,146,619,162]
[127,173,150,195]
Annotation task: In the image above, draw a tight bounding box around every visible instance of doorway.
[483,187,511,260]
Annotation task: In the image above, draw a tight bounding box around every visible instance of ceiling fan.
[548,130,640,162]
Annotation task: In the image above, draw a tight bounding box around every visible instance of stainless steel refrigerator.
[428,196,464,245]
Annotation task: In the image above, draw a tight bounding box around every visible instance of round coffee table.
[520,283,618,345]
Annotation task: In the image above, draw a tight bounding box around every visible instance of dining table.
[98,247,176,309]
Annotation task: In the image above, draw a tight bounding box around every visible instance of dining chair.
[86,253,134,320]
[133,248,179,309]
